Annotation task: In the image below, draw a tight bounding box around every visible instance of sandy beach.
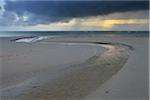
[0,0,149,100]
[0,35,149,100]
[82,37,149,100]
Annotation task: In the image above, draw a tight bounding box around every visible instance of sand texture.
[0,36,148,100]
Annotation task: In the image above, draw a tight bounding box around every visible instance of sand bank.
[0,37,133,100]
[82,37,149,100]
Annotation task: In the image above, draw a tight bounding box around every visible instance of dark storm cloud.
[5,1,149,17]
[2,0,149,25]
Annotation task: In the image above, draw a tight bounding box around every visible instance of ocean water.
[0,31,149,37]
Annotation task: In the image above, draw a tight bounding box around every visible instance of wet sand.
[0,36,148,100]
[82,37,149,100]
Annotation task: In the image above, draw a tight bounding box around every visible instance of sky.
[0,0,149,31]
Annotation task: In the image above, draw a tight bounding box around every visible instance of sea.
[0,31,149,38]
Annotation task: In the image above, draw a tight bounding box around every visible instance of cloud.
[98,19,148,28]
[1,0,149,26]
[0,0,5,16]
[0,0,149,31]
[23,17,148,31]
[97,10,149,20]
[5,1,149,17]
[1,18,148,31]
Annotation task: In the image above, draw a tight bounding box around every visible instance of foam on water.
[15,36,53,43]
